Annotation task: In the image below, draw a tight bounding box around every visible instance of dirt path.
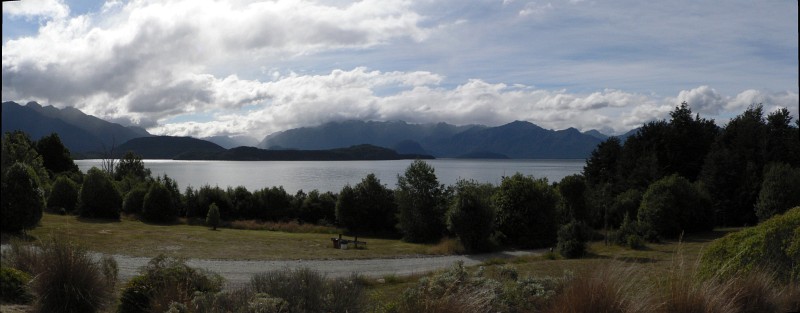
[107,250,543,287]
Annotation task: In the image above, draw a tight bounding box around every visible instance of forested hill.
[260,120,606,159]
[1,101,150,154]
[112,136,431,161]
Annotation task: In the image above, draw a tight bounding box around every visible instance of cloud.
[2,0,429,123]
[675,86,726,115]
[2,0,69,20]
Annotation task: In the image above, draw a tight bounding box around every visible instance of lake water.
[75,159,586,193]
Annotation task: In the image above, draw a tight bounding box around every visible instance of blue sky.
[2,0,797,139]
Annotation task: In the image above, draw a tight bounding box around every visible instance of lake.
[75,159,586,193]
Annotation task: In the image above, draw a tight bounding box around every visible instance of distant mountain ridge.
[260,120,608,159]
[1,101,150,154]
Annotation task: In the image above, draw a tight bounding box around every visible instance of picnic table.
[331,234,367,249]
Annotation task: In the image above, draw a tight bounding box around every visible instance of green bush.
[336,174,397,234]
[610,213,647,249]
[447,179,495,252]
[1,162,45,233]
[0,266,33,304]
[122,187,148,215]
[638,174,713,239]
[118,255,223,313]
[141,182,177,223]
[249,268,365,313]
[556,220,590,258]
[48,175,80,212]
[699,207,800,282]
[79,167,122,219]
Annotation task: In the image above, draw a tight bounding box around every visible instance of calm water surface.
[76,159,585,193]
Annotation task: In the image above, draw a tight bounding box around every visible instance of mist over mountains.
[2,101,634,159]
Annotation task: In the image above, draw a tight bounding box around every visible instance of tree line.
[2,102,799,256]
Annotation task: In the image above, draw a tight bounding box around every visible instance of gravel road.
[110,250,543,287]
[2,244,543,288]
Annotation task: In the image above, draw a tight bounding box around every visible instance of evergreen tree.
[1,163,44,233]
[755,163,800,221]
[447,179,495,252]
[206,203,221,230]
[48,175,80,212]
[79,167,122,219]
[336,174,396,234]
[36,133,79,175]
[142,182,177,223]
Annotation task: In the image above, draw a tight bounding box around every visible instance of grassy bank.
[18,213,436,260]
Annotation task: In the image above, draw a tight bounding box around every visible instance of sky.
[2,0,798,140]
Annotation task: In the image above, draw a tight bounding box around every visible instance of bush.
[556,220,590,259]
[79,167,122,219]
[755,163,800,221]
[0,266,33,304]
[122,187,148,215]
[249,268,365,313]
[141,182,177,223]
[28,238,116,313]
[118,255,223,313]
[1,162,45,233]
[447,179,495,252]
[48,175,80,212]
[638,174,713,239]
[699,206,800,283]
[610,213,647,249]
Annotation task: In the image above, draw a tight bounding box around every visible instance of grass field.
[16,213,438,260]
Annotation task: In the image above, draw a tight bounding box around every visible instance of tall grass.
[2,238,117,313]
[228,219,341,234]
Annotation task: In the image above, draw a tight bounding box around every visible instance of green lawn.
[21,214,436,260]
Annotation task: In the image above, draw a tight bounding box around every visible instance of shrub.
[206,203,221,230]
[192,289,289,313]
[638,174,712,239]
[118,255,223,313]
[0,266,33,304]
[30,238,116,313]
[447,179,495,253]
[122,186,148,215]
[699,206,800,282]
[494,173,559,248]
[79,167,122,219]
[610,213,647,249]
[250,268,365,313]
[142,182,177,223]
[755,163,800,221]
[1,162,45,233]
[556,220,590,259]
[48,175,80,212]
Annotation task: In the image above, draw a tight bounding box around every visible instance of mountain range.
[1,101,635,159]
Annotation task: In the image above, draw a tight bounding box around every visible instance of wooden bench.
[331,234,367,249]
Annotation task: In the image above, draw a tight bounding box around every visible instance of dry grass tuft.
[426,237,465,255]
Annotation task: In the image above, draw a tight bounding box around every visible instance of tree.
[556,220,590,258]
[79,167,122,219]
[1,163,44,233]
[47,175,80,212]
[396,160,449,243]
[638,174,713,239]
[122,187,148,215]
[557,174,588,223]
[2,131,50,191]
[755,163,800,221]
[701,104,768,226]
[447,179,495,252]
[206,203,221,230]
[494,173,559,248]
[142,182,177,223]
[336,174,397,234]
[114,151,151,181]
[36,133,79,175]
